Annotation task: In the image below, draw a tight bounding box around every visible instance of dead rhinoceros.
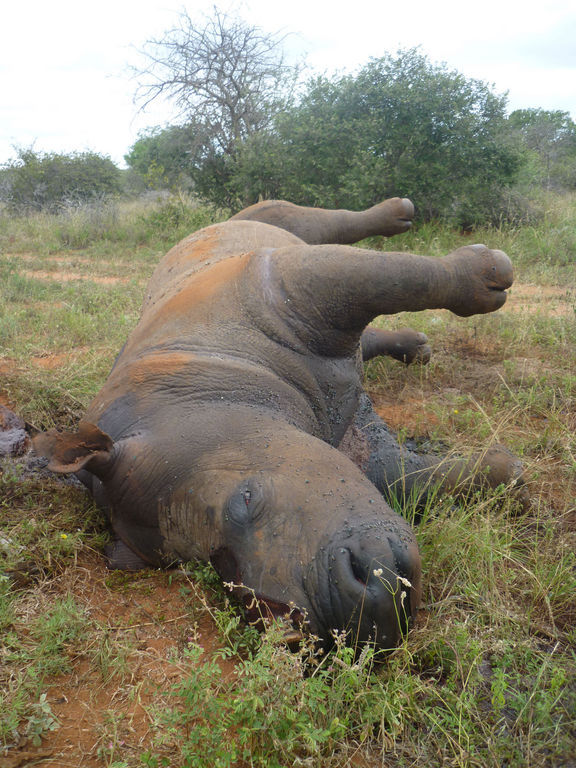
[35,197,522,650]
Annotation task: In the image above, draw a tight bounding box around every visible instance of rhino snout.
[306,522,422,650]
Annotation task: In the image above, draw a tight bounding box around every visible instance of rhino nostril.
[348,549,369,586]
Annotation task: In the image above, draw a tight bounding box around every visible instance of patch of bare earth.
[506,283,575,317]
[0,359,22,376]
[6,252,94,266]
[0,350,91,376]
[21,270,125,286]
[30,350,91,371]
[372,390,441,435]
[3,554,236,768]
[6,252,145,286]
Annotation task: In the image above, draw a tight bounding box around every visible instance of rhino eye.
[226,482,266,526]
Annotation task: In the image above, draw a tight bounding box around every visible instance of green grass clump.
[0,193,224,254]
[0,587,91,745]
[0,467,106,747]
[141,600,575,768]
[142,632,378,768]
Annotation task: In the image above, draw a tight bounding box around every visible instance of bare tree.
[133,7,303,158]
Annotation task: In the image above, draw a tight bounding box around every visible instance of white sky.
[2,0,575,168]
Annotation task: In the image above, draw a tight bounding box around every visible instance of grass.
[0,192,223,255]
[0,191,575,766]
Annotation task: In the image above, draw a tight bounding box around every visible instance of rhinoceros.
[35,197,524,650]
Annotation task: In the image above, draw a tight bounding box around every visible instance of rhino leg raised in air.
[230,197,415,244]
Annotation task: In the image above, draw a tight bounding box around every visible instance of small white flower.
[373,568,383,578]
[398,576,412,588]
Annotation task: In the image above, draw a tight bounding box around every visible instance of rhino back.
[89,224,363,445]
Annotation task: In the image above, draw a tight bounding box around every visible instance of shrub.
[1,148,122,213]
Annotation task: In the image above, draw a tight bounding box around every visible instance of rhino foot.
[471,444,530,512]
[443,245,513,317]
[361,326,431,365]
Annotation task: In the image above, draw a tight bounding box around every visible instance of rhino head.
[35,409,421,650]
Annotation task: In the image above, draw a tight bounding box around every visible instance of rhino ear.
[33,421,114,475]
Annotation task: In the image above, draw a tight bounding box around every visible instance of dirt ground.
[1,274,574,767]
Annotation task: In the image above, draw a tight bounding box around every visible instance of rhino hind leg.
[361,326,431,365]
[342,393,529,514]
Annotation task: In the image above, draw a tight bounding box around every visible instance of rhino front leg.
[254,243,513,356]
[361,326,431,365]
[342,394,529,513]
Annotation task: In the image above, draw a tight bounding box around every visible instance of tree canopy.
[122,13,575,224]
[508,108,576,190]
[124,125,197,190]
[227,50,521,224]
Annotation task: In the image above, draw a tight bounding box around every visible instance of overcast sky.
[2,0,575,168]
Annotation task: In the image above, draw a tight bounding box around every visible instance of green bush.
[127,49,525,224]
[1,148,122,213]
[229,50,521,224]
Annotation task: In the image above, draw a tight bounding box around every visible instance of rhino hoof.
[481,445,530,513]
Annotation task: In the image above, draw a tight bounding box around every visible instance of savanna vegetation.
[1,189,575,767]
[0,149,122,214]
[1,6,575,767]
[1,14,576,225]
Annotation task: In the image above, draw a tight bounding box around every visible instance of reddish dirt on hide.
[152,252,247,317]
[127,351,195,385]
[160,227,220,272]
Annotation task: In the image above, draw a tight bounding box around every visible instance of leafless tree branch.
[132,6,303,157]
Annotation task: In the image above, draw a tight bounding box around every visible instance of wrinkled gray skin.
[230,197,415,244]
[35,197,519,650]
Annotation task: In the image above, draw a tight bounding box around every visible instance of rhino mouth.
[302,528,418,649]
[243,593,306,643]
[210,546,305,643]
